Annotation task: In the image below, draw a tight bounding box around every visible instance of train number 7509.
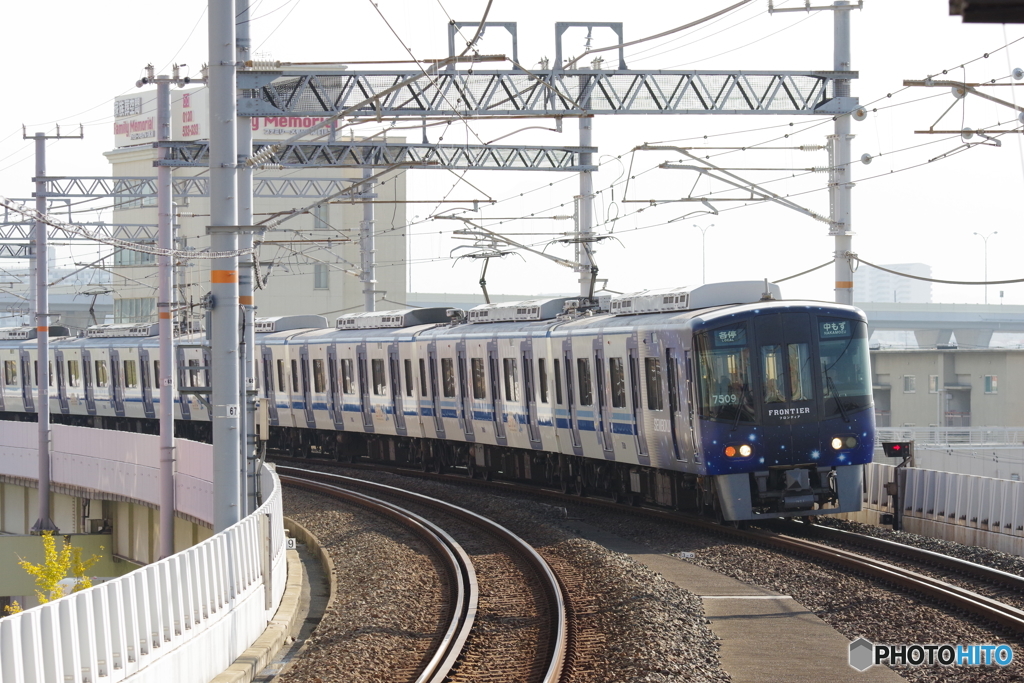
[711,394,738,405]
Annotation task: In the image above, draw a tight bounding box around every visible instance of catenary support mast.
[157,77,176,557]
[833,1,855,305]
[209,0,241,532]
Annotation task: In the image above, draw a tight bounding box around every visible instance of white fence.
[859,461,1024,556]
[876,427,1024,446]
[0,425,287,683]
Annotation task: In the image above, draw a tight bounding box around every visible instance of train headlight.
[725,446,737,457]
[725,445,752,457]
[739,444,752,457]
[845,436,858,449]
[832,436,858,450]
[831,437,844,450]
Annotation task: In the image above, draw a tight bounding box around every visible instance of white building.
[854,262,932,304]
[106,87,407,327]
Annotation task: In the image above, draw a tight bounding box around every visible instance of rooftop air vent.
[86,323,159,338]
[610,281,781,316]
[0,327,36,340]
[467,297,578,323]
[335,308,449,331]
[254,315,329,333]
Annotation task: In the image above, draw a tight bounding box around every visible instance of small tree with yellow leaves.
[3,532,102,615]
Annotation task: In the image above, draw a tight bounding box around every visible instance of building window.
[985,375,998,394]
[114,297,156,323]
[929,375,939,393]
[113,241,156,266]
[314,264,329,290]
[903,375,916,393]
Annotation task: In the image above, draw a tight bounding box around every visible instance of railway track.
[274,455,1024,642]
[279,465,572,683]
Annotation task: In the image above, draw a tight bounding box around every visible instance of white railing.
[859,461,1024,556]
[876,427,1024,446]
[0,425,287,683]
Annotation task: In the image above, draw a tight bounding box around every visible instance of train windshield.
[695,325,756,424]
[819,317,872,417]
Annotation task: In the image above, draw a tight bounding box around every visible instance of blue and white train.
[0,281,875,521]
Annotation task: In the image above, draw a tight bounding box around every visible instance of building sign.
[114,88,335,148]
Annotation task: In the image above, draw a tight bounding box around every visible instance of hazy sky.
[2,1,1023,305]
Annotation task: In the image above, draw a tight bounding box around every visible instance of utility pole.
[236,0,259,515]
[27,126,81,534]
[360,167,376,312]
[209,0,241,532]
[833,1,855,305]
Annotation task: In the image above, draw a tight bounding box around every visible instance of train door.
[427,343,445,438]
[356,344,374,431]
[684,350,700,462]
[562,339,582,452]
[455,342,475,442]
[139,347,155,420]
[626,343,649,457]
[260,345,279,426]
[486,341,507,444]
[326,345,343,430]
[389,344,407,435]
[592,338,615,459]
[81,349,96,416]
[299,345,316,429]
[665,348,686,460]
[521,341,541,449]
[20,350,34,413]
[53,349,69,415]
[110,349,125,418]
[174,346,192,421]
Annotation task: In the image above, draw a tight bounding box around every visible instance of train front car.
[693,302,874,521]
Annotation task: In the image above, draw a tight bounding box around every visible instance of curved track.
[277,455,1024,641]
[280,466,571,683]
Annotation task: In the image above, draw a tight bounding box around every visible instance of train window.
[609,358,626,408]
[577,358,593,406]
[819,317,872,416]
[3,360,16,386]
[441,358,455,397]
[123,360,138,389]
[405,359,414,397]
[695,326,755,424]
[471,358,486,399]
[372,359,386,396]
[522,355,535,403]
[153,361,161,389]
[313,359,326,393]
[788,344,813,401]
[341,358,355,394]
[34,360,38,386]
[94,360,108,388]
[553,359,563,405]
[538,359,549,404]
[419,359,428,397]
[277,360,286,393]
[290,359,299,393]
[592,355,604,408]
[761,345,786,404]
[49,361,54,387]
[503,358,519,402]
[645,358,663,410]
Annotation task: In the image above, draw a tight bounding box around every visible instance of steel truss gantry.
[238,68,855,118]
[36,175,371,199]
[157,140,598,171]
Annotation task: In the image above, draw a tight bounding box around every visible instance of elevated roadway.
[856,302,1024,348]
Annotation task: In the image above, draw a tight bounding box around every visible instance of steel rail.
[279,465,569,683]
[279,474,478,683]
[754,531,1024,635]
[792,521,1024,593]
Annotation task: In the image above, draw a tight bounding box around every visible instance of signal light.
[882,441,913,459]
[725,446,737,457]
[739,444,752,457]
